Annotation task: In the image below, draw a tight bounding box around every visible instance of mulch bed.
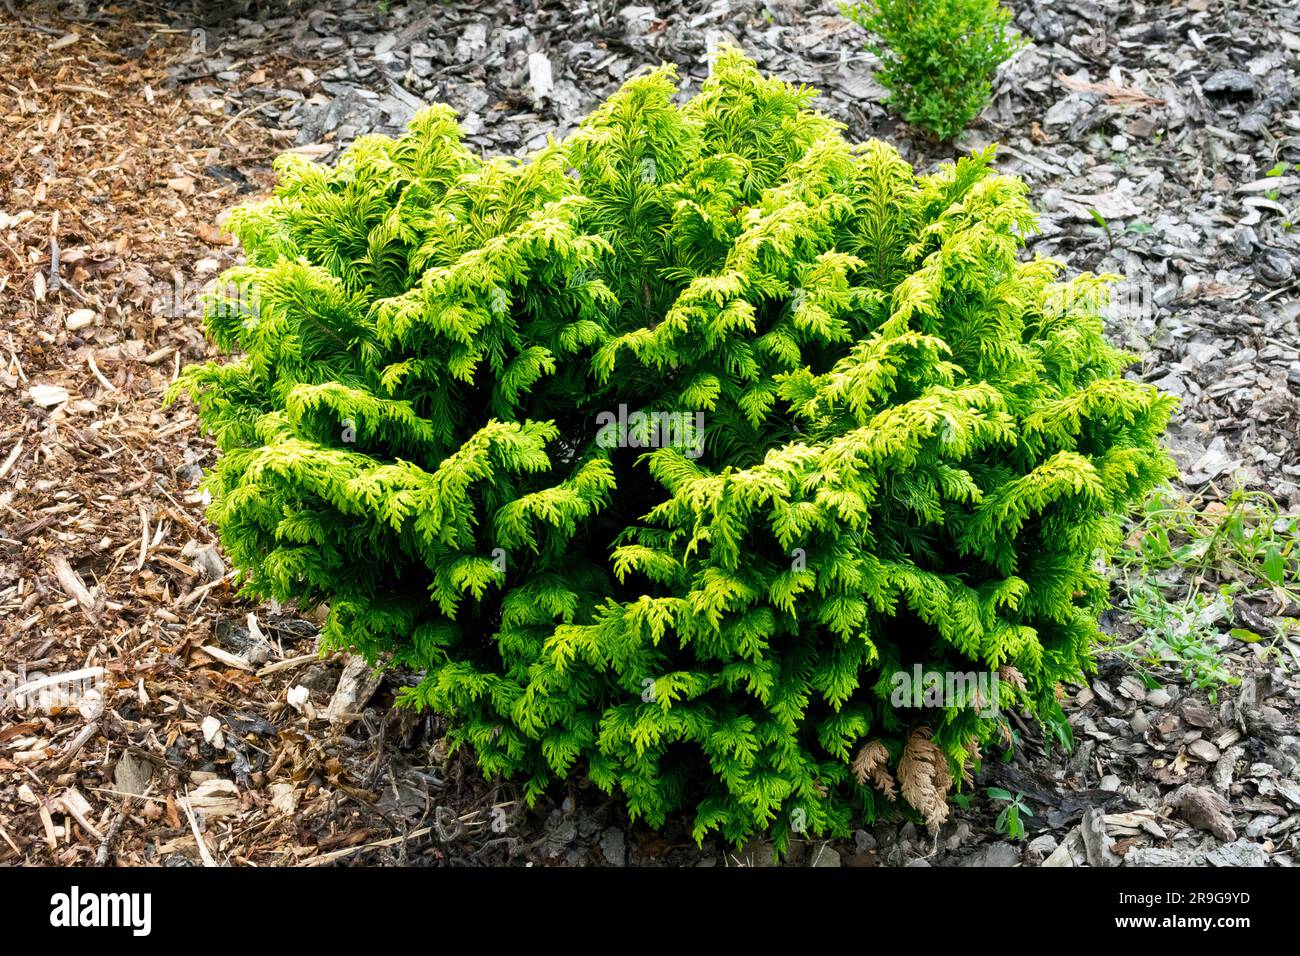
[1,0,1297,867]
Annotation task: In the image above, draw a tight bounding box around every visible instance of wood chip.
[324,654,383,725]
[28,383,70,408]
[183,779,240,819]
[58,787,103,841]
[194,645,255,672]
[49,555,99,622]
[48,33,82,51]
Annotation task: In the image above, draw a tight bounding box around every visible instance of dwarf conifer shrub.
[844,0,1025,141]
[172,49,1175,848]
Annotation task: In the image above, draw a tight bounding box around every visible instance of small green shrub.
[844,0,1025,141]
[987,787,1032,840]
[171,49,1174,848]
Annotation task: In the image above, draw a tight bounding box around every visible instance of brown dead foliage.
[896,726,952,835]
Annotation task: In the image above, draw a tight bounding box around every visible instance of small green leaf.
[1262,545,1285,586]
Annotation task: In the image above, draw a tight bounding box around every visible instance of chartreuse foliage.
[172,49,1175,850]
[844,0,1025,142]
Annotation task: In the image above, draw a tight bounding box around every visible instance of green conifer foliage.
[172,49,1176,849]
